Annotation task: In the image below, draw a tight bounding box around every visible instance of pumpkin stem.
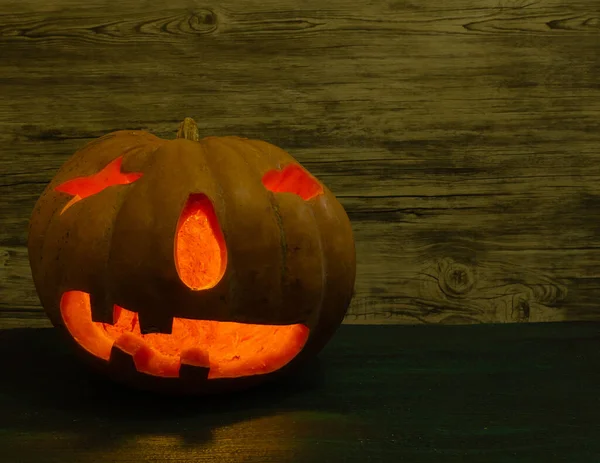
[176,117,200,141]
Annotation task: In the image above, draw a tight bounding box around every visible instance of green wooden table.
[2,323,599,462]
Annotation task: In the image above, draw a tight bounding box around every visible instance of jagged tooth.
[109,334,179,378]
[180,347,210,368]
[89,291,115,324]
[179,347,211,381]
[108,332,145,375]
[111,333,154,373]
[114,332,146,355]
[137,312,174,335]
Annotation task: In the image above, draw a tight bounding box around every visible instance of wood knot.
[189,9,217,30]
[438,259,475,298]
[511,296,531,322]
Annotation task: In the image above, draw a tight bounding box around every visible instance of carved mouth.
[60,291,309,379]
[54,154,320,381]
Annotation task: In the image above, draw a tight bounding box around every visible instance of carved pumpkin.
[28,118,356,394]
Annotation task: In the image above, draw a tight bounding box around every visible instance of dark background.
[1,0,600,461]
[2,0,600,327]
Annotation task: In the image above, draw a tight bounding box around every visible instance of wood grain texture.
[1,0,600,326]
[2,323,600,462]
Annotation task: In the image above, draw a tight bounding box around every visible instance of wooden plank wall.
[1,0,599,327]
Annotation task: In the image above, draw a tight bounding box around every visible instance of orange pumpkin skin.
[27,119,356,394]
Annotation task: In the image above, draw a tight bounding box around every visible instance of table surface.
[2,323,599,463]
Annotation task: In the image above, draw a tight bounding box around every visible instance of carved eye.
[262,164,323,200]
[55,156,142,214]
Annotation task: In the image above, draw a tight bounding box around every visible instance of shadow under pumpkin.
[0,327,328,455]
[56,155,323,380]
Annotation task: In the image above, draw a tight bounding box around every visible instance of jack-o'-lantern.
[27,118,356,394]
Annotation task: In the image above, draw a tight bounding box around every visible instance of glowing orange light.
[262,164,323,200]
[175,194,226,291]
[57,162,313,380]
[60,291,309,379]
[55,156,143,213]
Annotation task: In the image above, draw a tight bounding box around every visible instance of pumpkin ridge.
[232,138,327,327]
[308,196,330,339]
[205,136,285,322]
[221,138,290,309]
[304,197,326,325]
[99,143,164,325]
[105,139,233,329]
[34,137,159,326]
[302,192,356,355]
[276,191,326,328]
[216,137,289,289]
[31,183,66,305]
[195,138,238,321]
[269,197,288,289]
